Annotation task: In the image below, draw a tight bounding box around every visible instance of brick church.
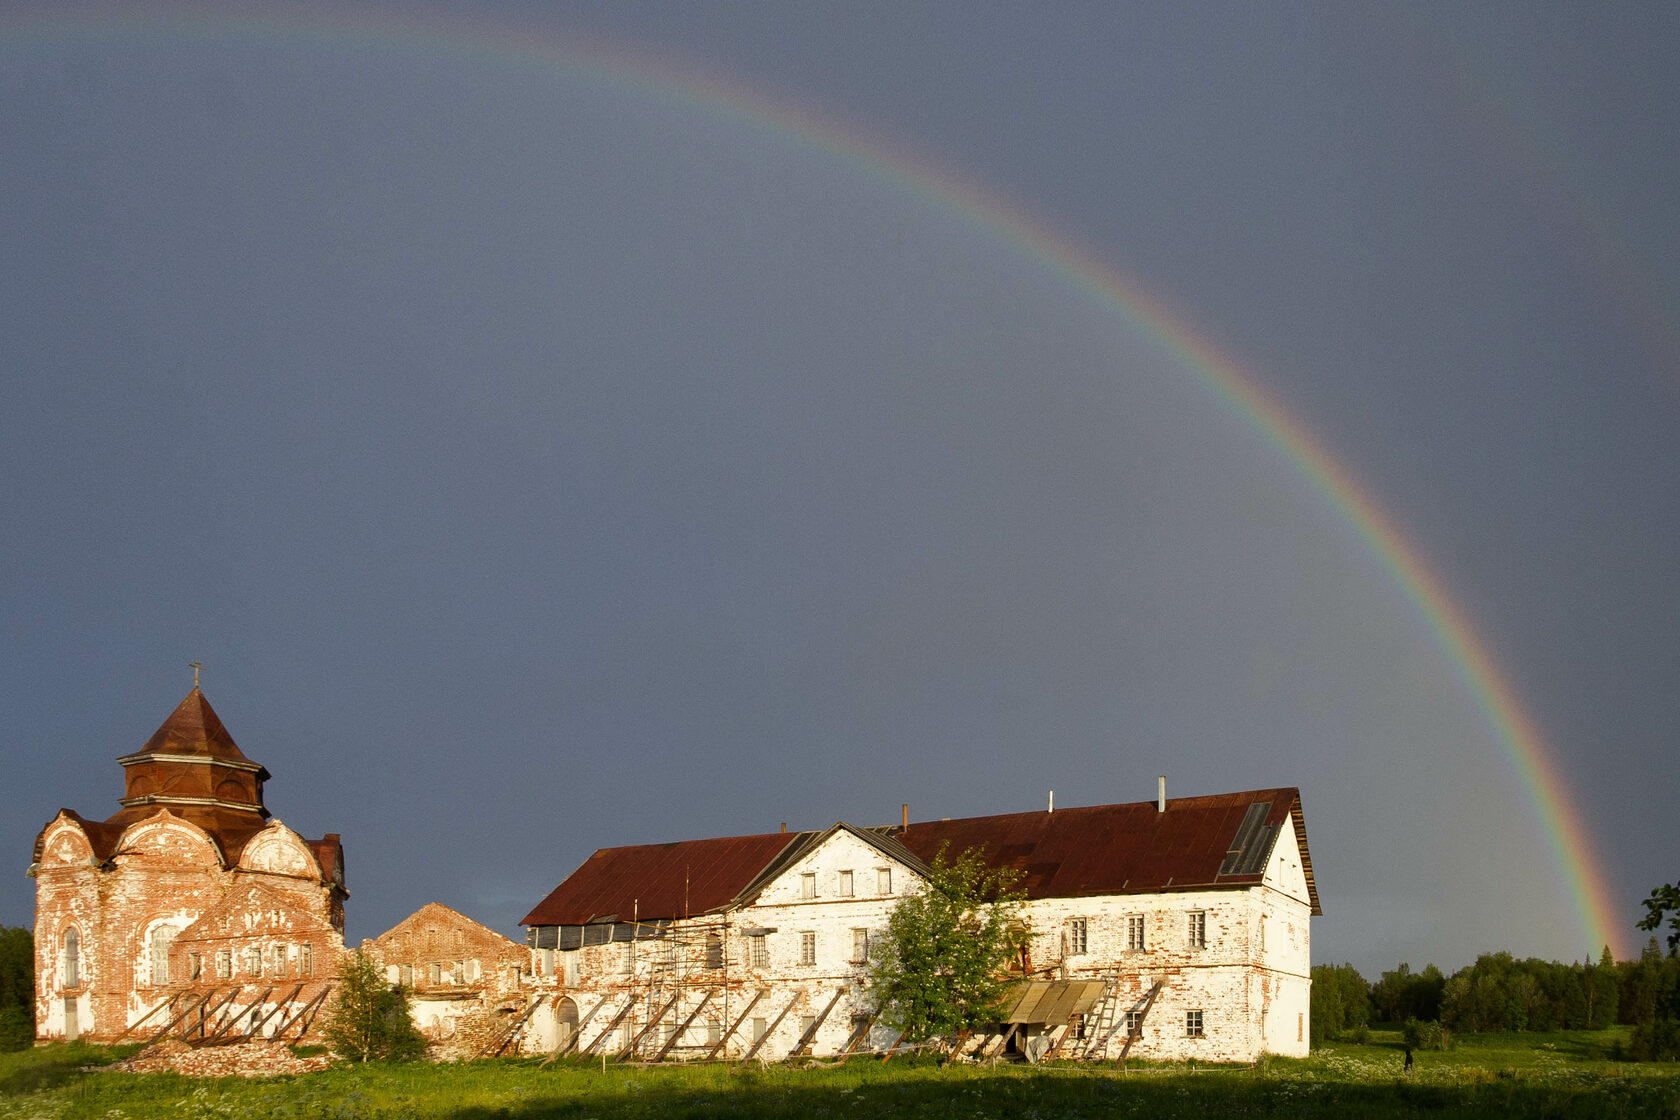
[28,688,347,1041]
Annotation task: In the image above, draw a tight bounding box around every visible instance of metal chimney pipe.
[1048,789,1054,813]
[901,803,909,830]
[1158,776,1166,813]
[780,821,787,834]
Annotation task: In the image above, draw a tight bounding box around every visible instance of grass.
[0,1029,1675,1119]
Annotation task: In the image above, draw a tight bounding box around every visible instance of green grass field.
[2,1028,1676,1119]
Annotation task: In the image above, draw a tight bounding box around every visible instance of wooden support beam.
[544,997,608,1064]
[581,998,634,1057]
[483,995,544,1059]
[705,989,766,1060]
[203,987,274,1045]
[1116,980,1163,1065]
[149,987,236,1045]
[878,1030,907,1062]
[272,984,333,1041]
[741,990,802,1063]
[111,994,178,1044]
[836,1009,877,1063]
[652,990,713,1061]
[787,987,845,1059]
[619,990,683,1060]
[233,984,304,1043]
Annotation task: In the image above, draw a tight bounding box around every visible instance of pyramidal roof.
[135,687,257,764]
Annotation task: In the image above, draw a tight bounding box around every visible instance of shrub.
[1630,1016,1680,1062]
[1401,1018,1449,1051]
[322,947,426,1062]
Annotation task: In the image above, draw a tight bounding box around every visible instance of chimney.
[1048,789,1054,813]
[780,821,787,834]
[1158,775,1166,813]
[901,803,909,830]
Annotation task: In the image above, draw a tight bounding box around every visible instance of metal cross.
[189,661,205,688]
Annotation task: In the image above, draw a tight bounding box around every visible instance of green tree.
[322,947,425,1062]
[868,845,1025,1045]
[0,927,33,1052]
[1639,881,1680,956]
[1309,962,1369,1043]
[1586,946,1619,1029]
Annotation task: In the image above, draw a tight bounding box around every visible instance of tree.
[0,927,32,1052]
[1639,881,1680,956]
[322,947,425,1062]
[868,845,1025,1045]
[1309,963,1369,1043]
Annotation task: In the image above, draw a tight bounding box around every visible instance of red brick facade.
[29,688,346,1042]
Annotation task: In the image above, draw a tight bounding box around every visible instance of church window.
[63,928,80,988]
[151,926,176,985]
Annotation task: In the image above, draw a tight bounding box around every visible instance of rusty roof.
[131,688,265,770]
[521,787,1319,925]
[896,787,1318,914]
[520,831,803,926]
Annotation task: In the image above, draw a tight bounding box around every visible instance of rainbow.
[2,5,1626,958]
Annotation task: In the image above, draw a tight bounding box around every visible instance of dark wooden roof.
[521,787,1320,925]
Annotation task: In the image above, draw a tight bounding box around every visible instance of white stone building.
[518,786,1318,1063]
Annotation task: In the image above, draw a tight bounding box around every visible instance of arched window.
[63,928,80,988]
[151,925,176,985]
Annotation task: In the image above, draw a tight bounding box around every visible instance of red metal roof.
[133,687,264,768]
[520,831,802,926]
[896,787,1318,913]
[521,787,1319,925]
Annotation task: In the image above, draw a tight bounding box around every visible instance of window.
[1187,911,1207,950]
[246,946,262,977]
[467,959,481,983]
[1067,917,1088,956]
[429,962,442,985]
[798,931,816,967]
[851,928,870,964]
[273,944,288,978]
[217,950,232,980]
[299,945,312,977]
[752,1017,768,1043]
[800,873,817,899]
[620,941,635,975]
[838,870,854,897]
[188,952,202,981]
[451,960,465,985]
[400,964,413,988]
[705,933,724,970]
[799,1015,816,1040]
[63,928,79,987]
[1124,1009,1145,1036]
[748,935,769,969]
[540,948,554,977]
[1126,914,1146,951]
[1186,1009,1205,1038]
[150,926,177,985]
[707,1020,722,1046]
[1069,1013,1089,1040]
[877,868,892,895]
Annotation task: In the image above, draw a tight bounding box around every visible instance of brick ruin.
[28,688,347,1043]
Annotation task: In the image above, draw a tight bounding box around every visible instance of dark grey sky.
[3,2,1675,977]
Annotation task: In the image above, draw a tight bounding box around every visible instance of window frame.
[1186,1009,1205,1038]
[1187,910,1207,950]
[798,931,817,967]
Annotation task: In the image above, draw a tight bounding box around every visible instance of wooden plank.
[484,995,544,1058]
[704,989,766,1060]
[233,984,304,1043]
[787,987,845,1059]
[580,998,635,1057]
[619,991,682,1060]
[272,984,333,1041]
[1116,981,1163,1065]
[543,996,607,1064]
[878,1030,907,1062]
[741,990,802,1062]
[111,994,177,1044]
[836,1009,877,1063]
[202,987,273,1045]
[652,990,713,1061]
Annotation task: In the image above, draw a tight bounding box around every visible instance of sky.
[2,2,1676,979]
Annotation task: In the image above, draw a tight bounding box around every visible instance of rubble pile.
[107,1038,335,1078]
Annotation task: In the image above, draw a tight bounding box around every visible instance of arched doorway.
[555,997,579,1051]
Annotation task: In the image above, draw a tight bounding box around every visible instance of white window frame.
[748,934,769,969]
[838,869,854,897]
[1067,917,1088,956]
[1124,1009,1144,1036]
[1186,1009,1205,1038]
[851,928,869,964]
[800,872,817,899]
[1187,910,1207,950]
[798,931,816,967]
[1126,913,1146,952]
[877,868,892,895]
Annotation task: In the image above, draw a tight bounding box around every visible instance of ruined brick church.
[28,688,347,1042]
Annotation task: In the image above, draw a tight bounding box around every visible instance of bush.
[1630,1016,1680,1062]
[0,1005,32,1053]
[322,947,425,1062]
[1401,1018,1449,1051]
